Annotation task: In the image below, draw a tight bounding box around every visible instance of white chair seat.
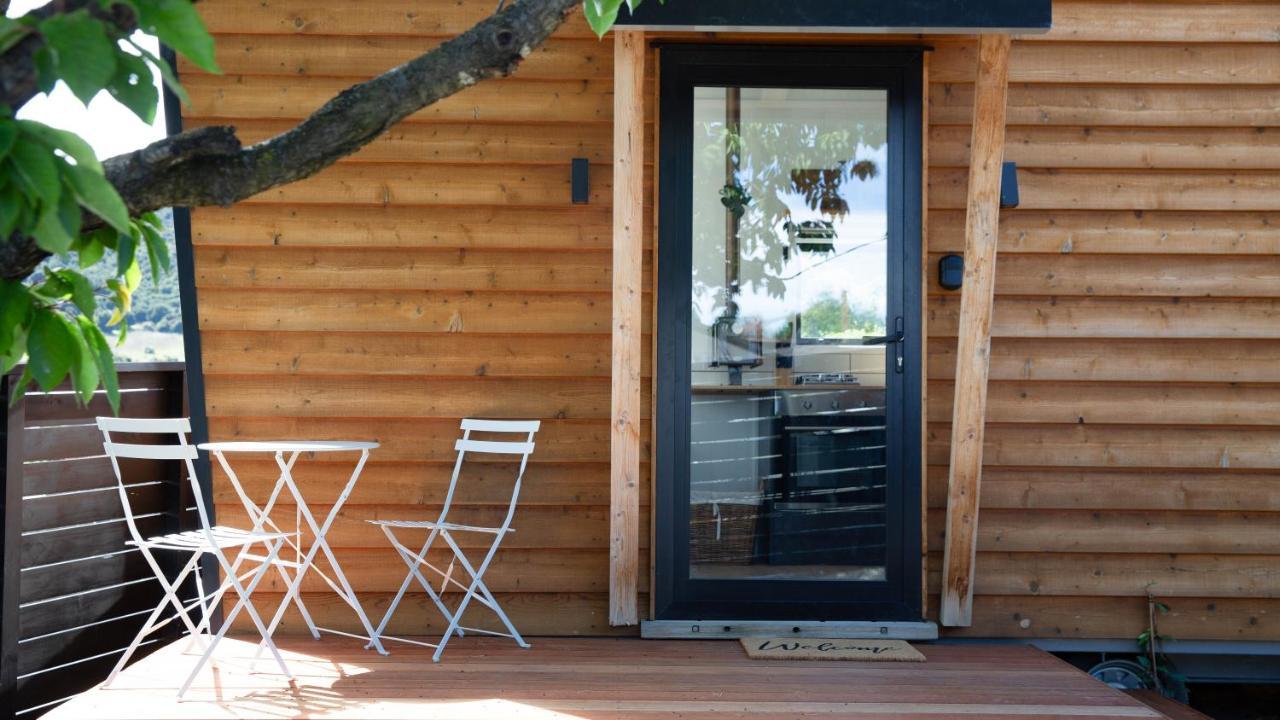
[130,526,291,552]
[368,519,512,535]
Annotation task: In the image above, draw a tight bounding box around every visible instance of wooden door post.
[940,34,1011,627]
[609,29,644,626]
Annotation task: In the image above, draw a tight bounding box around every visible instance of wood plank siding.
[186,1,646,638]
[185,0,1280,641]
[919,0,1280,641]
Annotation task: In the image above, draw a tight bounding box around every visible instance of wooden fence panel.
[0,364,192,719]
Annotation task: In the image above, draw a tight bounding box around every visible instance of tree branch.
[1,0,580,281]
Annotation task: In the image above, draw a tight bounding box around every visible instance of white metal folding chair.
[367,419,539,661]
[96,417,294,697]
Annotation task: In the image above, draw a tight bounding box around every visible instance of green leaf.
[19,120,102,172]
[583,0,622,38]
[107,51,158,124]
[35,272,72,301]
[75,232,107,268]
[26,308,76,390]
[53,269,97,316]
[7,367,31,406]
[140,220,170,281]
[116,228,137,276]
[32,206,75,254]
[63,315,98,404]
[126,39,188,105]
[124,249,143,292]
[38,10,118,105]
[0,17,32,55]
[64,163,130,233]
[0,120,17,161]
[0,280,33,364]
[9,138,61,205]
[56,183,83,239]
[0,184,23,237]
[134,0,219,73]
[78,315,119,414]
[32,46,57,95]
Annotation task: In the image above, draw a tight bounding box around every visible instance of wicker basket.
[689,502,759,565]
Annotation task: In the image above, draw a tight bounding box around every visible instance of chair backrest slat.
[97,416,192,434]
[454,439,535,456]
[438,419,540,534]
[103,441,199,461]
[97,416,209,547]
[460,419,541,433]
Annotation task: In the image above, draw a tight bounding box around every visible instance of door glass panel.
[687,86,890,582]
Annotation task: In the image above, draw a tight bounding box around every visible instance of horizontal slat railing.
[0,364,192,719]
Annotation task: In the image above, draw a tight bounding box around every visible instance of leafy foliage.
[1,0,213,412]
[1137,596,1189,702]
[3,0,634,413]
[583,0,662,37]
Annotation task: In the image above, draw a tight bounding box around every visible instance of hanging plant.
[719,183,752,219]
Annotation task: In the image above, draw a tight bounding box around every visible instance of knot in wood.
[492,27,518,51]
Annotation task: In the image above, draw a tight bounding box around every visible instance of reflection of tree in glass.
[798,291,887,341]
[691,108,886,319]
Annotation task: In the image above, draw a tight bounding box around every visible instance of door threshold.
[641,619,938,640]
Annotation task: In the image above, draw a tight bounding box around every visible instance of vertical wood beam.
[940,33,1011,628]
[609,29,644,627]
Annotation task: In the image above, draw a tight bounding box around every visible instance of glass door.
[654,47,923,621]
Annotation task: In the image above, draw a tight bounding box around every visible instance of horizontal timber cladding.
[185,0,1280,640]
[908,0,1280,641]
[185,0,653,638]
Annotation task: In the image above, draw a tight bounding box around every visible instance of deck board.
[46,637,1162,719]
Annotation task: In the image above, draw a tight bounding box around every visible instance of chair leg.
[102,551,202,687]
[189,557,209,652]
[432,531,528,662]
[371,525,463,649]
[474,580,530,649]
[102,588,171,688]
[178,539,293,699]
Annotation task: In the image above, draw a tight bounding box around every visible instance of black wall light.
[571,158,590,204]
[939,254,964,291]
[1000,160,1019,209]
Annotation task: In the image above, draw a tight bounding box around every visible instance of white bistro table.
[198,440,388,655]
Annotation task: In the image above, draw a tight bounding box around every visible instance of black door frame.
[653,45,924,622]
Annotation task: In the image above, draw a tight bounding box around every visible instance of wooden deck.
[45,636,1165,719]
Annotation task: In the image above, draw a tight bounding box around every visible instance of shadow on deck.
[46,636,1164,719]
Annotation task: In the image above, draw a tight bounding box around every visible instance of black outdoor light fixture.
[939,254,964,291]
[1000,161,1020,209]
[571,158,590,204]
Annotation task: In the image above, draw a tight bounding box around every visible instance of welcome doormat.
[740,637,926,662]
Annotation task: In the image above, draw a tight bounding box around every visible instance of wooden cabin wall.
[183,0,650,636]
[183,0,1280,642]
[922,1,1280,641]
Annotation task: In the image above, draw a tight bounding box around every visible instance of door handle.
[862,317,905,373]
[861,328,904,346]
